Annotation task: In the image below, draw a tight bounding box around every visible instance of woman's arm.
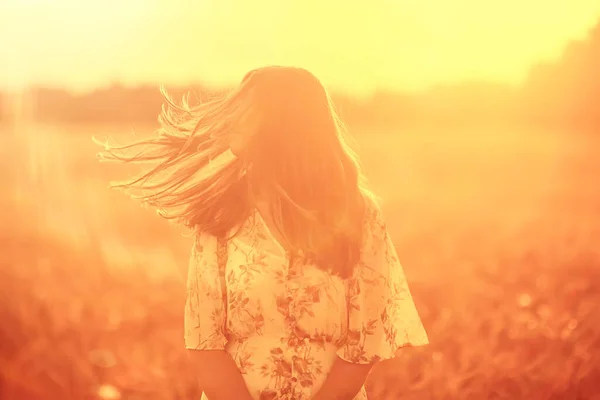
[185,234,253,399]
[188,350,254,400]
[311,357,373,400]
[313,199,429,399]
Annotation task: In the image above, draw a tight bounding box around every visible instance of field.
[1,120,600,400]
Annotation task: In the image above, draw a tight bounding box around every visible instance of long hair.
[96,66,374,278]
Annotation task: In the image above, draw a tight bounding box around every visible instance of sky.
[1,0,599,95]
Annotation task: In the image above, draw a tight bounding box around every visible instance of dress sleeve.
[184,232,228,351]
[337,199,429,364]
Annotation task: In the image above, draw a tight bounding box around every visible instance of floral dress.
[184,198,429,400]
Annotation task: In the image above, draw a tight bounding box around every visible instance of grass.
[1,122,599,399]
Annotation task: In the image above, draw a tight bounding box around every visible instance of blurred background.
[1,1,600,399]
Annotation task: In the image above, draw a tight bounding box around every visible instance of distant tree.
[521,19,600,129]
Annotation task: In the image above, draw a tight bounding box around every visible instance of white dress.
[184,198,429,400]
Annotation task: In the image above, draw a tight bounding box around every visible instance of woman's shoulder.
[192,215,254,242]
[361,192,385,231]
[191,229,231,257]
[358,192,392,259]
[190,230,214,252]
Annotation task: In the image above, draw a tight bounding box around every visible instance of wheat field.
[1,121,599,399]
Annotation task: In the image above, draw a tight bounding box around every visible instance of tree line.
[1,20,598,130]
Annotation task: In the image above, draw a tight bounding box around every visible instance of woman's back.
[184,196,428,399]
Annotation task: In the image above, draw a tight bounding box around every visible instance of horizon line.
[0,78,523,98]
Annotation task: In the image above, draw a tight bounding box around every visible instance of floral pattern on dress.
[184,197,429,400]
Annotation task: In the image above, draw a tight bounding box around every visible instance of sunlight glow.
[0,0,599,94]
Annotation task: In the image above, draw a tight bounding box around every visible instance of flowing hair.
[96,66,375,278]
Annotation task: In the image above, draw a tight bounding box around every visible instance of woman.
[97,66,428,400]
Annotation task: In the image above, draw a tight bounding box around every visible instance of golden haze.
[1,2,600,400]
[1,0,599,93]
